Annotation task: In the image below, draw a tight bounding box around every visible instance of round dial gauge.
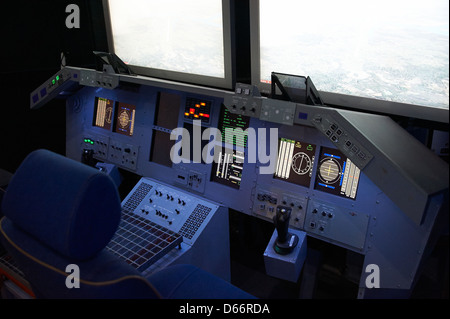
[318,157,342,184]
[118,111,130,128]
[291,152,312,175]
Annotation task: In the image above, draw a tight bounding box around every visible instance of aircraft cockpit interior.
[0,0,448,306]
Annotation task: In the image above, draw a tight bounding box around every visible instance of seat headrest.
[1,149,121,260]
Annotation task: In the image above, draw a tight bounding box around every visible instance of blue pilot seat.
[0,149,253,299]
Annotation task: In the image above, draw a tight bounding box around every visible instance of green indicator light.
[52,79,56,85]
[84,139,88,143]
[56,75,60,81]
[90,141,94,145]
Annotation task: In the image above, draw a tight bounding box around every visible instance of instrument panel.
[68,84,374,254]
[38,66,445,295]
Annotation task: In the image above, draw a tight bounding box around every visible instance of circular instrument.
[291,152,312,175]
[318,157,342,184]
[117,110,130,128]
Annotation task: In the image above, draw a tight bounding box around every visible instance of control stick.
[273,206,299,255]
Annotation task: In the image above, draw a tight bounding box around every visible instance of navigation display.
[114,102,136,136]
[274,138,316,187]
[218,105,250,148]
[93,97,114,130]
[314,146,360,199]
[211,147,244,189]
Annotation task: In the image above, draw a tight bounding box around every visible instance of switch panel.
[312,113,373,169]
[82,133,109,161]
[122,177,220,246]
[305,199,370,251]
[223,83,262,118]
[108,141,139,171]
[253,186,308,229]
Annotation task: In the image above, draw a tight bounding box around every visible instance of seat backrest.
[0,149,160,298]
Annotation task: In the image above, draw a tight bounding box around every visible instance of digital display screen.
[314,147,360,199]
[274,138,316,188]
[218,106,250,148]
[93,97,114,130]
[211,147,244,189]
[184,97,212,123]
[114,102,136,136]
